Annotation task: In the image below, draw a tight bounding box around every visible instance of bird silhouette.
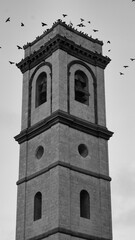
[9,61,15,64]
[41,22,47,27]
[17,45,23,50]
[120,72,124,75]
[123,65,129,68]
[77,23,85,27]
[93,29,98,32]
[130,58,135,61]
[107,41,111,44]
[108,49,111,52]
[62,14,67,17]
[88,21,91,24]
[77,23,82,27]
[69,21,73,27]
[80,18,84,22]
[21,22,24,27]
[5,17,10,22]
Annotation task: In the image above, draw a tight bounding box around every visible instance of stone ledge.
[14,110,113,144]
[27,227,112,240]
[16,160,111,185]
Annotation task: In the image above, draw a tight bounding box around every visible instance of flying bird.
[41,22,47,27]
[17,45,23,50]
[21,22,24,27]
[80,18,84,22]
[5,17,10,22]
[108,49,111,52]
[93,29,98,32]
[107,41,111,44]
[130,58,135,61]
[62,14,67,17]
[9,61,15,64]
[88,21,91,24]
[120,72,124,75]
[123,65,129,68]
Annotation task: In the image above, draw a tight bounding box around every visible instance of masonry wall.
[16,167,59,240]
[20,49,106,130]
[16,122,112,240]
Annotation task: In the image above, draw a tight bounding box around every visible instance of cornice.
[14,110,113,144]
[16,160,111,186]
[26,227,111,240]
[16,34,111,73]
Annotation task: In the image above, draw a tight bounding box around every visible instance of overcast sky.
[0,0,135,239]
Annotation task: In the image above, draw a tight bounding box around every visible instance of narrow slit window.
[80,190,90,219]
[75,70,89,105]
[34,192,42,221]
[36,72,47,107]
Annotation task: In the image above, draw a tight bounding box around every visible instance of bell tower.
[15,19,113,240]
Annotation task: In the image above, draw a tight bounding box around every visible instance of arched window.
[35,72,47,107]
[75,70,89,105]
[34,192,42,221]
[80,190,90,219]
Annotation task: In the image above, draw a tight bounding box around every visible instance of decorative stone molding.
[15,110,113,144]
[26,227,111,240]
[16,160,111,186]
[17,34,110,73]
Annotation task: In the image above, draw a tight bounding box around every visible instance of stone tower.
[15,19,113,240]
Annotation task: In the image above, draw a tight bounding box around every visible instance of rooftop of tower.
[23,19,103,50]
[17,19,111,73]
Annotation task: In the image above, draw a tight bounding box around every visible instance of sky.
[0,0,135,239]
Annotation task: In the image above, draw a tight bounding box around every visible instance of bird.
[80,18,84,22]
[21,22,24,27]
[81,23,85,27]
[123,65,129,68]
[107,41,111,44]
[120,72,124,75]
[69,21,73,27]
[9,61,15,64]
[88,21,91,24]
[41,22,47,27]
[77,23,82,27]
[5,17,10,22]
[108,49,111,52]
[62,14,67,17]
[130,58,135,61]
[77,23,85,27]
[17,45,23,50]
[93,29,98,32]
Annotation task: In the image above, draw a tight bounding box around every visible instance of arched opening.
[75,70,89,105]
[35,72,47,107]
[80,190,90,219]
[34,192,42,221]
